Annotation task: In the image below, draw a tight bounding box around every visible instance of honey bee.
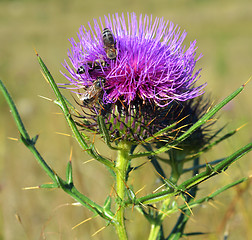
[102,28,117,60]
[79,77,106,106]
[77,59,108,74]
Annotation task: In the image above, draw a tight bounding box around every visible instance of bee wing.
[79,85,97,101]
[103,28,115,47]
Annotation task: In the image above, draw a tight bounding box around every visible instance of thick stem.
[148,222,161,240]
[115,141,131,240]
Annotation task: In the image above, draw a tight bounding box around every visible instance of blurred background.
[0,0,251,239]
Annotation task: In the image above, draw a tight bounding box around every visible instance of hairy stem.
[115,141,131,240]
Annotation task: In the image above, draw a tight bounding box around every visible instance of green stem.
[148,222,162,240]
[36,53,115,172]
[148,150,185,240]
[115,141,131,240]
[0,79,114,221]
[0,79,56,181]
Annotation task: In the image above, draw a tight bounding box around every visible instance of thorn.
[112,205,122,220]
[38,95,53,102]
[22,186,40,190]
[92,132,96,144]
[91,226,106,236]
[208,201,219,209]
[40,70,49,84]
[135,185,146,195]
[236,123,247,132]
[55,132,71,137]
[176,115,189,125]
[139,201,147,209]
[33,47,38,56]
[184,200,194,216]
[71,202,82,206]
[110,184,119,198]
[69,147,73,162]
[207,100,215,114]
[243,77,251,87]
[206,118,218,123]
[82,148,90,152]
[153,183,166,193]
[52,112,64,115]
[82,159,95,164]
[147,205,170,217]
[109,184,115,197]
[153,169,166,181]
[177,207,192,219]
[114,136,123,141]
[170,145,183,151]
[177,208,186,215]
[15,213,22,224]
[131,204,134,212]
[146,117,157,127]
[118,97,126,110]
[8,137,18,141]
[73,107,82,115]
[183,190,194,199]
[72,217,93,230]
[130,161,148,172]
[53,202,82,212]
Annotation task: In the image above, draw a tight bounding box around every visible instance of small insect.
[77,59,108,74]
[102,28,117,60]
[79,77,106,106]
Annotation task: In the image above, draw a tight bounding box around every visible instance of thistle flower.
[62,12,206,143]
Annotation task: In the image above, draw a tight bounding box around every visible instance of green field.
[0,0,251,239]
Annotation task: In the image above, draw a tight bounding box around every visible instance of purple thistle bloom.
[62,13,208,143]
[62,12,205,107]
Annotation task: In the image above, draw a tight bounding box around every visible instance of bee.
[79,77,106,106]
[102,28,117,60]
[77,59,108,74]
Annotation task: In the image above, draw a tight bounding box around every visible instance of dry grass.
[0,0,252,239]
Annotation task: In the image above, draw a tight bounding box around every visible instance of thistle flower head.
[62,13,206,143]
